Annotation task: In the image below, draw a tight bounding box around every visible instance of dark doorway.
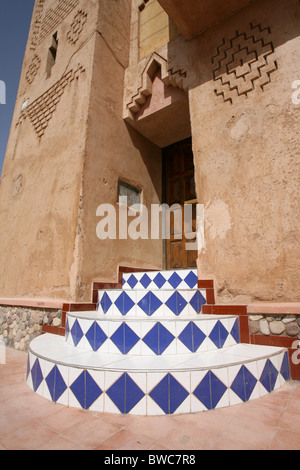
[163,138,198,270]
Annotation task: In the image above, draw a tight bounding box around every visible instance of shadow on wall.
[166,0,299,96]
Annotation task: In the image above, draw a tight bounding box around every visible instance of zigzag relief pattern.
[126,53,187,116]
[25,55,41,85]
[212,23,278,104]
[16,64,85,138]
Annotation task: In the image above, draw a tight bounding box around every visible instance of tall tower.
[0,0,162,303]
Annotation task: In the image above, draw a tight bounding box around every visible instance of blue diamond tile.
[71,319,84,347]
[70,371,85,408]
[153,272,166,289]
[138,291,162,316]
[65,318,70,340]
[260,359,278,393]
[46,365,67,402]
[149,374,189,414]
[85,372,103,409]
[100,292,112,314]
[124,324,140,354]
[193,371,227,409]
[115,291,135,315]
[125,375,145,413]
[269,359,279,391]
[107,373,144,414]
[165,291,187,315]
[244,366,258,401]
[184,271,198,288]
[142,323,174,355]
[280,352,290,381]
[169,374,189,414]
[193,371,211,409]
[107,373,126,413]
[149,374,169,414]
[140,273,151,288]
[127,275,138,289]
[178,322,206,352]
[208,321,221,348]
[70,370,102,410]
[86,322,108,351]
[110,323,140,354]
[260,360,272,392]
[219,321,229,348]
[31,358,43,392]
[190,290,206,313]
[231,318,240,343]
[231,365,257,402]
[210,372,227,409]
[168,272,182,289]
[159,323,175,354]
[230,366,245,402]
[142,323,159,355]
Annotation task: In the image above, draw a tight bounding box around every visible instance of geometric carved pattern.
[39,0,79,44]
[67,10,88,45]
[16,64,85,138]
[30,0,46,51]
[212,23,278,104]
[25,55,41,85]
[126,52,187,117]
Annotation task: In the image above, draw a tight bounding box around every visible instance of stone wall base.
[0,305,62,352]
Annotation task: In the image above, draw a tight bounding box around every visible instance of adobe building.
[0,0,299,376]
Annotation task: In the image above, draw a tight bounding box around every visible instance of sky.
[0,0,35,177]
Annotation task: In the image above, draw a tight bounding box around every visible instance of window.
[118,180,142,206]
[46,32,58,78]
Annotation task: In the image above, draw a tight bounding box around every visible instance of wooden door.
[163,138,198,270]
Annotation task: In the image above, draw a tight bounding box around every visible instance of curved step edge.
[65,313,240,355]
[26,334,290,416]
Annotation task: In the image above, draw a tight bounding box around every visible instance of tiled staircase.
[26,269,290,415]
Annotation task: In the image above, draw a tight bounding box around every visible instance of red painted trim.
[42,325,65,337]
[198,280,214,289]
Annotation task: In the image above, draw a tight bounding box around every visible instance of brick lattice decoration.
[212,23,278,104]
[16,64,85,138]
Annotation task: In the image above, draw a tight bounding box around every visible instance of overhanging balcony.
[157,0,257,39]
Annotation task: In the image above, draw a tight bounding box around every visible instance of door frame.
[162,137,196,270]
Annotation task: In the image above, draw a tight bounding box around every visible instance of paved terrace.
[0,347,299,450]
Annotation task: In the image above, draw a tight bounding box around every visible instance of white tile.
[140,341,156,356]
[34,357,45,398]
[103,394,122,414]
[89,394,104,412]
[146,372,167,394]
[257,359,270,397]
[199,288,207,300]
[104,370,123,391]
[173,395,191,415]
[130,396,147,415]
[128,372,147,394]
[191,369,209,393]
[190,394,208,413]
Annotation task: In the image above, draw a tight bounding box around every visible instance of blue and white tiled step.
[122,269,199,290]
[65,312,240,355]
[97,289,206,318]
[26,268,291,415]
[27,334,290,415]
